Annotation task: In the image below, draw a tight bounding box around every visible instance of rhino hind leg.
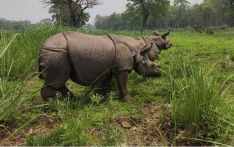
[40,48,72,100]
[115,70,132,102]
[100,74,113,96]
[92,74,113,97]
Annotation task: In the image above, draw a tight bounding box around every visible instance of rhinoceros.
[38,30,172,101]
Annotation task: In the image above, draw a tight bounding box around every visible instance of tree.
[95,13,127,30]
[94,0,234,29]
[40,18,53,25]
[173,0,190,27]
[224,0,234,26]
[43,0,99,27]
[230,0,234,7]
[0,18,33,30]
[201,0,234,26]
[126,0,170,32]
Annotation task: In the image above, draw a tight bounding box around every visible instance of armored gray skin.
[39,30,172,102]
[148,29,173,60]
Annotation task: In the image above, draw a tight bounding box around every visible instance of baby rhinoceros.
[38,31,170,102]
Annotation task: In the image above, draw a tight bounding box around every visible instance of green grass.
[0,25,233,145]
[164,56,232,139]
[0,33,29,121]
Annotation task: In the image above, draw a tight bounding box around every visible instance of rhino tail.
[38,63,43,80]
[38,51,44,80]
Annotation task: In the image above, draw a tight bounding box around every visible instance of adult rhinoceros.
[114,29,172,61]
[38,30,172,102]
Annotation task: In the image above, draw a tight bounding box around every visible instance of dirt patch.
[159,104,209,146]
[0,113,59,146]
[110,102,168,145]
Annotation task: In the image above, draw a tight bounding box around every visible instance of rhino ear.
[135,42,153,63]
[140,42,153,55]
[135,54,143,63]
[162,29,171,38]
[154,30,161,36]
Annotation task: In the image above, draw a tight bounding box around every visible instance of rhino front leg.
[58,85,74,99]
[100,74,113,96]
[115,70,132,102]
[41,85,57,101]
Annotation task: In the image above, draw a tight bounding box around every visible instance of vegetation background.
[0,0,234,146]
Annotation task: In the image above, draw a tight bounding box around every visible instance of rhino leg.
[41,85,57,101]
[58,85,74,98]
[39,48,71,100]
[155,63,161,68]
[100,74,113,96]
[115,70,132,102]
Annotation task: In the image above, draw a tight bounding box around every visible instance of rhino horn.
[162,29,171,38]
[140,42,153,55]
[154,30,161,36]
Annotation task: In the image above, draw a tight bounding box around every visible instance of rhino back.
[64,32,115,85]
[112,35,145,56]
[43,33,67,49]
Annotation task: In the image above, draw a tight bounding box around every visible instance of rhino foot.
[41,85,57,101]
[123,94,132,102]
[58,85,74,99]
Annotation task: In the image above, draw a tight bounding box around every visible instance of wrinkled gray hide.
[40,32,135,87]
[39,31,171,101]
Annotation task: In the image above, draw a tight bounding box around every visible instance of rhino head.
[147,29,173,61]
[134,43,161,77]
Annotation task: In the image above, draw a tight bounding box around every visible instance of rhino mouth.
[134,64,161,78]
[143,71,161,77]
[167,43,173,48]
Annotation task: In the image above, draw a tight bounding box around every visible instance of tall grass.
[164,55,234,143]
[0,25,67,120]
[0,25,67,79]
[0,33,25,120]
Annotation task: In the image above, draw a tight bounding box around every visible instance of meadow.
[0,25,233,145]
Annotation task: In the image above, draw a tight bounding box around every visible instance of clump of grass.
[0,33,26,120]
[164,55,233,144]
[164,55,196,79]
[220,55,234,71]
[171,65,221,128]
[0,25,68,79]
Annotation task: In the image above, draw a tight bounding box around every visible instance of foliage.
[126,0,170,32]
[43,0,99,27]
[95,0,170,31]
[0,18,34,30]
[95,0,234,30]
[193,25,214,34]
[95,13,127,30]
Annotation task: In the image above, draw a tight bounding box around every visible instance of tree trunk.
[230,0,234,7]
[140,12,150,33]
[139,0,150,33]
[67,0,77,27]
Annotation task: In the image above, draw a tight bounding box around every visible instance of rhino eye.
[141,61,145,64]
